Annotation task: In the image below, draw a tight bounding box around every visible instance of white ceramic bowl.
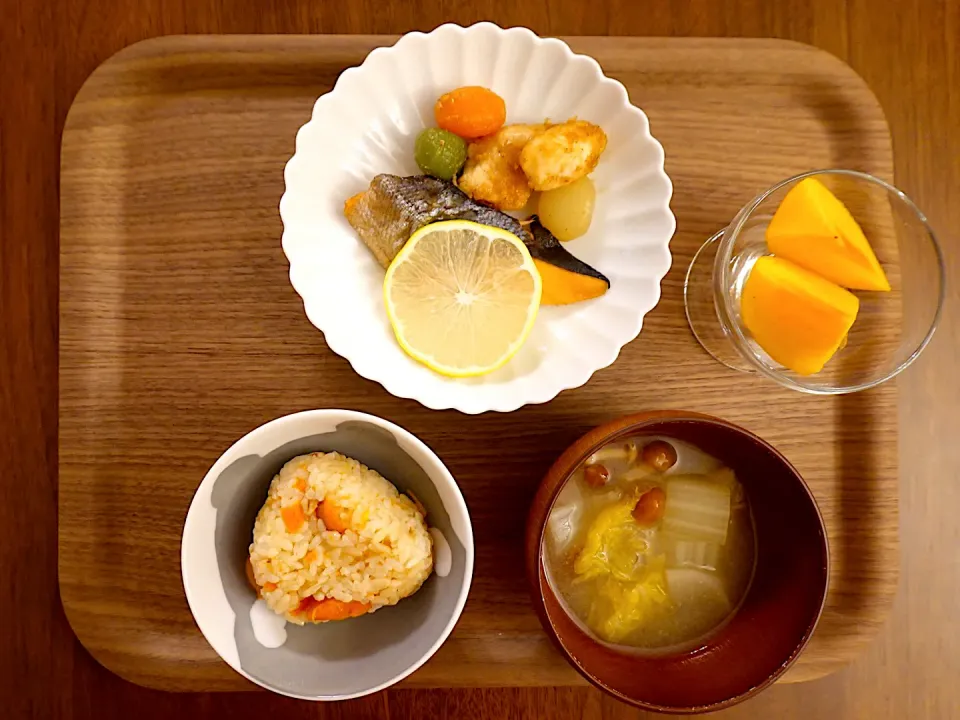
[280,23,675,413]
[181,409,474,700]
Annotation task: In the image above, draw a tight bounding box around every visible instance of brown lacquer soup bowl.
[525,411,829,713]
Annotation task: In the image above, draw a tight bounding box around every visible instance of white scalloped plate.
[280,23,675,414]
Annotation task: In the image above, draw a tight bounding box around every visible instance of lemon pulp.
[384,220,542,377]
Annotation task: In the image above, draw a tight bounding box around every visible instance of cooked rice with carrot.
[249,452,433,624]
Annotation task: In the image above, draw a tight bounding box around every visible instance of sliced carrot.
[307,598,370,622]
[302,549,317,565]
[294,596,316,615]
[294,477,306,492]
[293,595,368,622]
[281,502,306,533]
[317,499,351,533]
[262,581,278,592]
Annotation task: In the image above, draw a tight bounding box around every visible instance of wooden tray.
[59,35,897,691]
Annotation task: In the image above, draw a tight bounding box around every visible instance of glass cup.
[684,169,944,394]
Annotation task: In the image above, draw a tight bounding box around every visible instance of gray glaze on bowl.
[203,420,467,698]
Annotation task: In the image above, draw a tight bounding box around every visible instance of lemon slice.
[384,220,542,377]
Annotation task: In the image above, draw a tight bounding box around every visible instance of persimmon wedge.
[765,177,890,292]
[740,256,859,375]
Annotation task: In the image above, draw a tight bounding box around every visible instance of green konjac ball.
[414,128,467,180]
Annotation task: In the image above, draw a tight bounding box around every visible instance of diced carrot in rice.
[318,500,351,533]
[281,503,306,532]
[302,549,317,565]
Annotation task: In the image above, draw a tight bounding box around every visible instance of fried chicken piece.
[458,124,546,211]
[519,120,607,192]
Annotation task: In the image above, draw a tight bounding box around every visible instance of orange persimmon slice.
[766,177,890,291]
[741,256,859,375]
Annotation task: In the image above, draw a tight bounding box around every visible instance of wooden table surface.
[2,1,957,718]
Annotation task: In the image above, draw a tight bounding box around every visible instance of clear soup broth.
[544,435,757,653]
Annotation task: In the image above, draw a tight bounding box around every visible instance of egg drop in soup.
[544,436,757,652]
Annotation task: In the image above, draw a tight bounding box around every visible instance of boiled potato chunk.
[538,176,596,241]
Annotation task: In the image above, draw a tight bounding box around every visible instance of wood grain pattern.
[58,35,898,692]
